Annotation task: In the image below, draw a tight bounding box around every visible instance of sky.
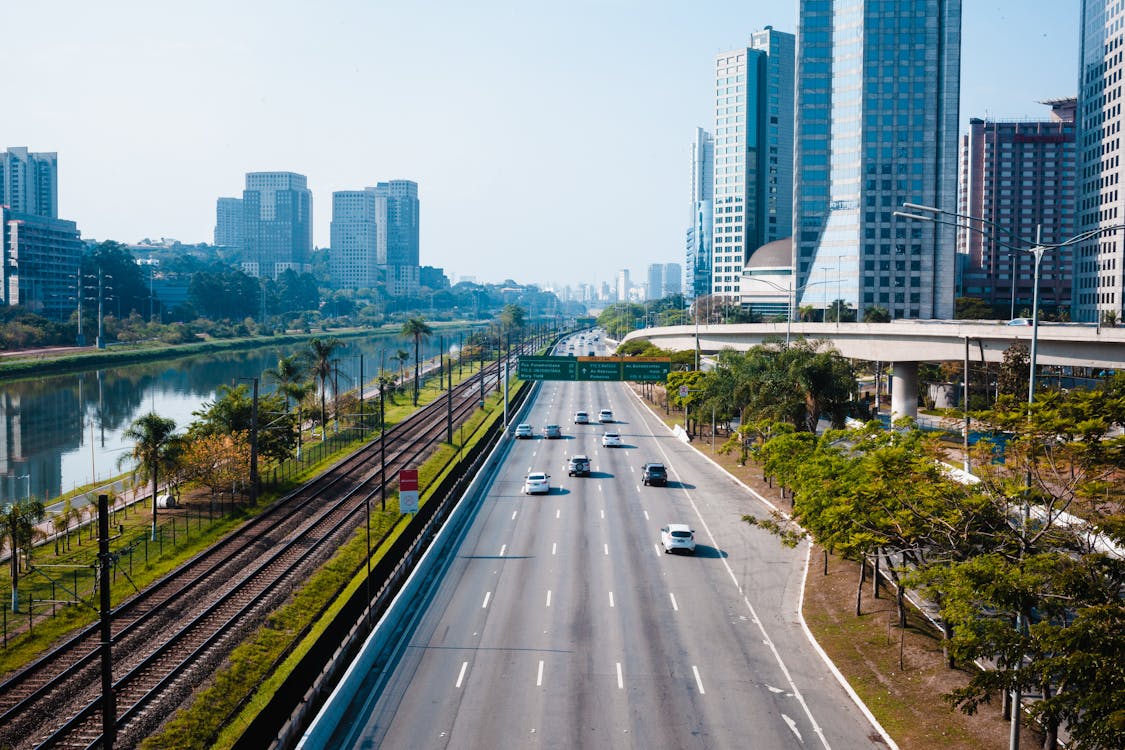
[7,1,1080,291]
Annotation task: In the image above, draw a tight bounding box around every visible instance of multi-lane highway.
[322,335,888,749]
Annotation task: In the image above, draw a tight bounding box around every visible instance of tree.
[394,349,411,391]
[955,296,996,320]
[121,412,182,541]
[265,354,310,455]
[996,341,1030,400]
[401,317,433,406]
[180,433,251,506]
[189,384,295,463]
[306,337,342,439]
[863,305,891,323]
[1,498,46,611]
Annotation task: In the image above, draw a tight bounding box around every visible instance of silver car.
[660,523,696,554]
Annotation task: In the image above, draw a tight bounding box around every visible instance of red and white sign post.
[399,469,419,514]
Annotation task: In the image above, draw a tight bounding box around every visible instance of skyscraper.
[958,100,1076,316]
[242,172,312,279]
[1076,1,1125,323]
[371,180,420,296]
[0,147,58,219]
[711,27,795,302]
[2,206,81,321]
[330,190,379,290]
[646,263,664,301]
[663,263,682,297]
[615,269,630,303]
[686,128,714,301]
[214,197,244,250]
[793,2,961,319]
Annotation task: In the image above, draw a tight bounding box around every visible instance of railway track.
[0,348,529,749]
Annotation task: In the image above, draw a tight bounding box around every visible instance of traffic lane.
[627,386,889,747]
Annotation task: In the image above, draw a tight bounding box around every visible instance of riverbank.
[0,321,479,382]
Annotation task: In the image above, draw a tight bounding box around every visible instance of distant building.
[214,197,243,250]
[1076,2,1125,323]
[646,263,664,300]
[330,190,379,290]
[241,172,312,279]
[2,206,81,322]
[615,269,630,303]
[370,180,420,296]
[663,263,682,297]
[958,99,1077,316]
[419,265,449,289]
[711,27,795,302]
[686,128,714,300]
[0,147,58,219]
[793,1,961,319]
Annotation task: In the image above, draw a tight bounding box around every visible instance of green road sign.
[518,356,576,381]
[622,360,671,381]
[576,359,621,381]
[518,356,670,382]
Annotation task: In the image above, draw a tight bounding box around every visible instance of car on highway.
[598,409,614,423]
[514,423,533,439]
[660,523,696,554]
[544,424,562,439]
[566,454,591,476]
[641,463,667,486]
[523,471,551,495]
[601,432,622,448]
[574,411,590,424]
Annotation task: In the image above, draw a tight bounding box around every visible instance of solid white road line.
[616,662,624,689]
[482,591,491,609]
[499,544,507,557]
[608,591,615,608]
[546,590,552,607]
[537,660,544,687]
[456,661,468,688]
[669,592,679,611]
[692,665,705,695]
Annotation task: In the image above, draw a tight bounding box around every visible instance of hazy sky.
[8,1,1078,290]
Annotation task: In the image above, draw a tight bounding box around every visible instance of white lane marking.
[783,714,803,742]
[604,543,609,556]
[598,483,603,492]
[767,684,785,694]
[551,542,557,555]
[643,510,650,521]
[556,509,561,519]
[692,665,705,694]
[482,591,491,609]
[630,466,635,472]
[669,592,679,611]
[456,661,468,688]
[616,662,624,689]
[511,511,518,520]
[608,591,615,608]
[499,544,507,557]
[546,589,552,607]
[536,660,544,687]
[653,543,661,557]
[600,509,605,519]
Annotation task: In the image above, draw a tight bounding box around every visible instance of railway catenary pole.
[98,493,116,749]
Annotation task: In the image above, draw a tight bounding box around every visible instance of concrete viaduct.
[620,321,1125,420]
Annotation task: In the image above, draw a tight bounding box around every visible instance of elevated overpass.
[621,321,1125,419]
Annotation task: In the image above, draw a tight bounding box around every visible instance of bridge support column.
[890,361,919,423]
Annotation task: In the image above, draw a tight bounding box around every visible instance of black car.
[641,463,667,486]
[567,454,591,477]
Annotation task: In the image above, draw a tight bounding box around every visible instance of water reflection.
[0,329,478,505]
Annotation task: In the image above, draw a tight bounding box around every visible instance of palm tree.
[306,337,341,441]
[401,317,433,406]
[394,349,411,389]
[121,412,181,541]
[265,354,310,456]
[1,498,46,612]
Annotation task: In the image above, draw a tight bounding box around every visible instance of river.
[0,329,479,506]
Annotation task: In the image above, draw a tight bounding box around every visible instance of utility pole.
[249,378,259,504]
[97,494,116,749]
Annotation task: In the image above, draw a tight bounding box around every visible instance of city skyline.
[6,1,1079,289]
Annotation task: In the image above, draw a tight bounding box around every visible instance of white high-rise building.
[711,27,795,302]
[330,190,380,290]
[1076,1,1125,323]
[0,147,58,219]
[686,128,714,300]
[793,1,961,320]
[242,172,313,279]
[214,197,243,249]
[615,269,630,303]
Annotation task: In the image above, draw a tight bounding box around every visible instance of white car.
[574,411,590,425]
[660,523,696,554]
[523,471,551,495]
[601,432,622,448]
[514,423,533,439]
[598,409,614,423]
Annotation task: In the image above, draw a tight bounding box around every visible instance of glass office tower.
[793,1,961,319]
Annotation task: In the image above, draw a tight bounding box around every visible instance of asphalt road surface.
[326,339,886,749]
